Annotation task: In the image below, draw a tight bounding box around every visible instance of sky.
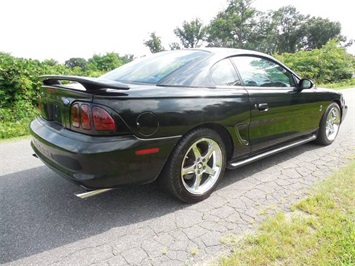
[1,0,354,63]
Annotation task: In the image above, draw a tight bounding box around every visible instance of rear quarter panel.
[93,86,251,159]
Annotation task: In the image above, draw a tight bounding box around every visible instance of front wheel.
[315,102,341,145]
[159,128,226,203]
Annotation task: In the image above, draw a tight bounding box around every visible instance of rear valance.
[40,75,130,91]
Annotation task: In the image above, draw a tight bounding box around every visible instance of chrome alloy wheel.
[181,138,223,195]
[325,106,341,141]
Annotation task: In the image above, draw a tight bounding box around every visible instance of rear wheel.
[315,102,341,145]
[160,128,226,203]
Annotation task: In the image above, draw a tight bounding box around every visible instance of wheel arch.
[333,99,343,121]
[188,123,234,161]
[156,123,233,185]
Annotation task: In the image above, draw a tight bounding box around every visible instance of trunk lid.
[39,75,130,129]
[40,84,93,129]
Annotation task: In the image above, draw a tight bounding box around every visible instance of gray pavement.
[1,88,354,265]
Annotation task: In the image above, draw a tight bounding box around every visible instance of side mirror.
[298,79,314,90]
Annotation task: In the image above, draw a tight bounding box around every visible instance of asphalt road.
[1,88,354,266]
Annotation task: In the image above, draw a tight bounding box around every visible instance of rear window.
[100,50,207,84]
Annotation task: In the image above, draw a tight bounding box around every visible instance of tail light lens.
[93,106,116,131]
[80,104,91,130]
[71,103,80,128]
[70,103,116,132]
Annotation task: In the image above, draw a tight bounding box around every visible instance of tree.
[207,0,258,48]
[143,32,165,53]
[120,54,135,64]
[205,1,352,54]
[270,6,308,53]
[275,40,355,83]
[65,57,88,70]
[300,17,344,50]
[174,18,207,48]
[243,11,279,53]
[169,42,181,50]
[43,59,59,67]
[87,53,125,72]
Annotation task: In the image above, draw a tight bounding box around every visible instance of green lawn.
[319,78,355,90]
[218,158,355,266]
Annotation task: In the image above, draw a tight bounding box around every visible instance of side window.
[231,56,296,87]
[210,59,241,86]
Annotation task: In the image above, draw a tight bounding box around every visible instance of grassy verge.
[0,119,33,139]
[218,159,355,266]
[319,78,355,90]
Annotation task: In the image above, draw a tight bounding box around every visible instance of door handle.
[256,103,269,111]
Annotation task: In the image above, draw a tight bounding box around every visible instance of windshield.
[100,50,208,84]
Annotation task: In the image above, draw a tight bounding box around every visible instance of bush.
[0,53,73,108]
[0,100,39,139]
[274,40,355,84]
[0,52,130,109]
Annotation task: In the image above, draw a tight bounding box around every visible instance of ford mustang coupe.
[30,48,347,203]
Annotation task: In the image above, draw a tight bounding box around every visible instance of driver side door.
[231,55,321,153]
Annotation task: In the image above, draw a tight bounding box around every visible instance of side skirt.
[227,134,317,169]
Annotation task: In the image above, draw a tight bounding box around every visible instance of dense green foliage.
[274,41,355,83]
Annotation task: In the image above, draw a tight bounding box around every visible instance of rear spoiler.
[40,75,130,91]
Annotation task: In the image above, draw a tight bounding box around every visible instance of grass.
[218,158,355,266]
[0,119,33,139]
[319,78,355,90]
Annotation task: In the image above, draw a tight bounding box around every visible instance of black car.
[30,48,347,203]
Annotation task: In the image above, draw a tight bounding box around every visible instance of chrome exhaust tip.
[74,188,114,199]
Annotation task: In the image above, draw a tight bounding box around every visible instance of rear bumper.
[30,117,179,189]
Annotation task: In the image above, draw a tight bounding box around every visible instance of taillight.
[80,104,91,130]
[71,103,80,128]
[92,106,116,131]
[70,103,116,132]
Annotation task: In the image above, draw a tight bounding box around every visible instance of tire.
[315,102,341,146]
[159,128,226,203]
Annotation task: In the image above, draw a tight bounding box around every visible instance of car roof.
[189,47,270,58]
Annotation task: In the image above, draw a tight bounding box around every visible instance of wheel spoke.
[204,142,217,161]
[204,165,216,176]
[192,143,202,159]
[182,165,195,176]
[192,173,203,190]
